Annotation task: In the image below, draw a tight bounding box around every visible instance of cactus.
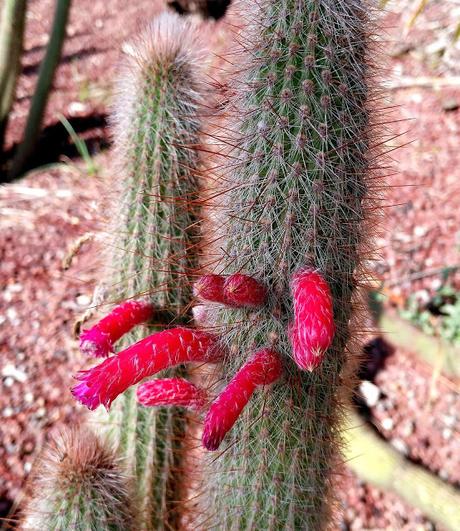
[20,427,136,530]
[0,0,26,158]
[89,14,205,530]
[8,0,71,179]
[194,0,379,528]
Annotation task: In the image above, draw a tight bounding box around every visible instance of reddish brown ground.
[1,0,460,529]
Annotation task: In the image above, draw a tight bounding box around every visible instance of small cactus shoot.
[21,428,137,530]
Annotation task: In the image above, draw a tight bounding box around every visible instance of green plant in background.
[401,283,460,345]
[59,114,98,176]
[8,0,71,180]
[0,0,27,158]
[0,0,71,180]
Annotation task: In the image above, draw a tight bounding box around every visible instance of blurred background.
[0,0,459,528]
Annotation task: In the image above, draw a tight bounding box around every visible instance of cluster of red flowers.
[72,269,334,450]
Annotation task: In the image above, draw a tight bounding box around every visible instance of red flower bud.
[223,273,267,308]
[202,348,282,451]
[289,268,335,371]
[72,328,222,410]
[193,274,226,303]
[79,300,154,358]
[137,378,207,410]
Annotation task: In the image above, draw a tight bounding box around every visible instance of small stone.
[400,420,415,438]
[439,469,449,481]
[24,392,34,404]
[76,294,91,306]
[3,377,14,387]
[3,407,13,418]
[9,283,23,293]
[24,462,32,473]
[381,417,394,431]
[442,98,459,112]
[35,407,46,419]
[6,308,19,324]
[359,380,381,407]
[442,414,457,428]
[391,438,409,456]
[442,428,453,440]
[2,363,27,382]
[413,225,427,237]
[68,101,87,115]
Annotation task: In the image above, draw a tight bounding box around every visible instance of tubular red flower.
[72,327,222,410]
[79,300,154,358]
[137,378,207,410]
[193,274,226,303]
[289,268,335,371]
[202,348,282,451]
[223,273,267,308]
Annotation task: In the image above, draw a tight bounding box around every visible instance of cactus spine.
[21,428,136,530]
[200,0,377,528]
[96,14,205,529]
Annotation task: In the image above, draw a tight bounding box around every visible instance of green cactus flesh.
[96,14,204,530]
[199,1,376,528]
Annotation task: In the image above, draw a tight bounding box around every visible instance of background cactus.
[0,0,26,159]
[8,0,72,180]
[196,0,381,528]
[6,0,71,180]
[20,427,136,530]
[91,13,206,530]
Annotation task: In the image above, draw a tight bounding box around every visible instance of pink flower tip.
[79,300,154,358]
[71,378,102,411]
[223,273,267,308]
[79,327,114,358]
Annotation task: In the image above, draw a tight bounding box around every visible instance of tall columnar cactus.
[196,0,379,528]
[86,14,205,529]
[20,428,137,530]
